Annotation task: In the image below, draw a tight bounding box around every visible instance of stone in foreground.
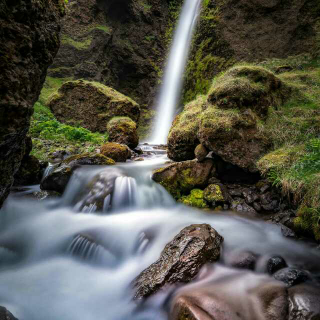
[133,224,223,299]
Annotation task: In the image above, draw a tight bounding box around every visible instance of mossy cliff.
[167,56,320,240]
[183,0,320,103]
[0,0,64,207]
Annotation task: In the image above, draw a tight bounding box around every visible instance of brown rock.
[133,224,223,299]
[152,159,215,199]
[100,142,130,162]
[194,144,209,162]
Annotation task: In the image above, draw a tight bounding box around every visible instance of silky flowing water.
[0,147,319,320]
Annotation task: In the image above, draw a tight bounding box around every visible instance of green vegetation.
[179,189,209,208]
[61,35,92,50]
[137,0,152,13]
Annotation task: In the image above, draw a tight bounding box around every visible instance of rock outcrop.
[0,0,64,207]
[134,224,223,299]
[0,307,17,320]
[49,80,140,132]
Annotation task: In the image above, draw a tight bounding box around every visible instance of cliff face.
[0,0,64,207]
[48,0,177,107]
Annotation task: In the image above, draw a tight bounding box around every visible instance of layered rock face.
[48,0,176,107]
[0,0,64,207]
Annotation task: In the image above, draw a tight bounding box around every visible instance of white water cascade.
[150,0,202,144]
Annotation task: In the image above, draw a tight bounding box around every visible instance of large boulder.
[41,153,115,193]
[0,0,64,207]
[107,117,139,149]
[100,142,131,162]
[152,159,215,199]
[168,66,290,172]
[49,80,140,132]
[133,224,223,299]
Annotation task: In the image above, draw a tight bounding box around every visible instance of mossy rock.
[179,189,209,209]
[107,117,139,149]
[13,155,42,186]
[48,80,140,133]
[100,142,130,162]
[208,66,290,118]
[203,184,224,204]
[152,159,215,199]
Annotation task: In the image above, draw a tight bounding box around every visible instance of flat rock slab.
[133,224,223,299]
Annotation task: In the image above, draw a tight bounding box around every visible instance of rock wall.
[48,0,178,107]
[0,0,64,207]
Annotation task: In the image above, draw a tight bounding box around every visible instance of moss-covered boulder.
[179,189,209,209]
[100,142,130,162]
[0,0,64,207]
[168,66,291,172]
[41,153,115,193]
[207,66,290,118]
[195,144,209,162]
[107,117,139,149]
[48,80,140,133]
[203,184,225,204]
[152,159,215,199]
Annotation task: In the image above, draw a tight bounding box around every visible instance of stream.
[0,146,319,320]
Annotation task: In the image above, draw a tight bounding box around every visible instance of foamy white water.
[150,0,201,144]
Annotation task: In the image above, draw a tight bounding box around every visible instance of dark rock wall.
[0,0,64,207]
[48,0,177,107]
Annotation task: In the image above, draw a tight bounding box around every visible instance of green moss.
[203,184,224,203]
[179,189,209,208]
[64,153,115,166]
[61,35,92,50]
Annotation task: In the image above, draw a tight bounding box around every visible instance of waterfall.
[150,0,202,144]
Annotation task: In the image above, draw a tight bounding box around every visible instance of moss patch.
[178,189,209,208]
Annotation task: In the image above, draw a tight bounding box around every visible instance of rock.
[133,224,223,299]
[100,142,130,162]
[194,144,209,162]
[49,80,140,133]
[225,250,259,270]
[0,0,64,207]
[280,224,297,238]
[169,265,288,320]
[253,202,262,212]
[0,307,17,320]
[203,184,226,205]
[178,189,209,209]
[242,188,259,204]
[230,199,257,216]
[107,117,139,149]
[266,256,288,275]
[152,159,215,199]
[41,153,115,193]
[288,285,320,320]
[13,155,42,186]
[274,268,311,287]
[275,65,294,74]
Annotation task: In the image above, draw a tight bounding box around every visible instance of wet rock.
[0,307,17,320]
[230,199,257,216]
[170,265,288,320]
[203,184,230,207]
[274,268,311,287]
[0,0,64,207]
[266,256,288,275]
[49,80,140,132]
[225,250,259,270]
[194,144,209,162]
[280,224,297,239]
[288,284,320,320]
[41,153,115,193]
[133,224,223,299]
[100,142,131,162]
[242,188,259,204]
[253,202,262,212]
[152,159,215,199]
[107,117,139,149]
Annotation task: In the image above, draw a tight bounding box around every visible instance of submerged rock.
[0,307,17,320]
[152,159,215,199]
[225,250,259,270]
[169,265,288,320]
[107,117,139,149]
[274,268,311,288]
[41,153,115,193]
[100,142,131,162]
[49,80,140,133]
[133,224,223,299]
[0,0,64,207]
